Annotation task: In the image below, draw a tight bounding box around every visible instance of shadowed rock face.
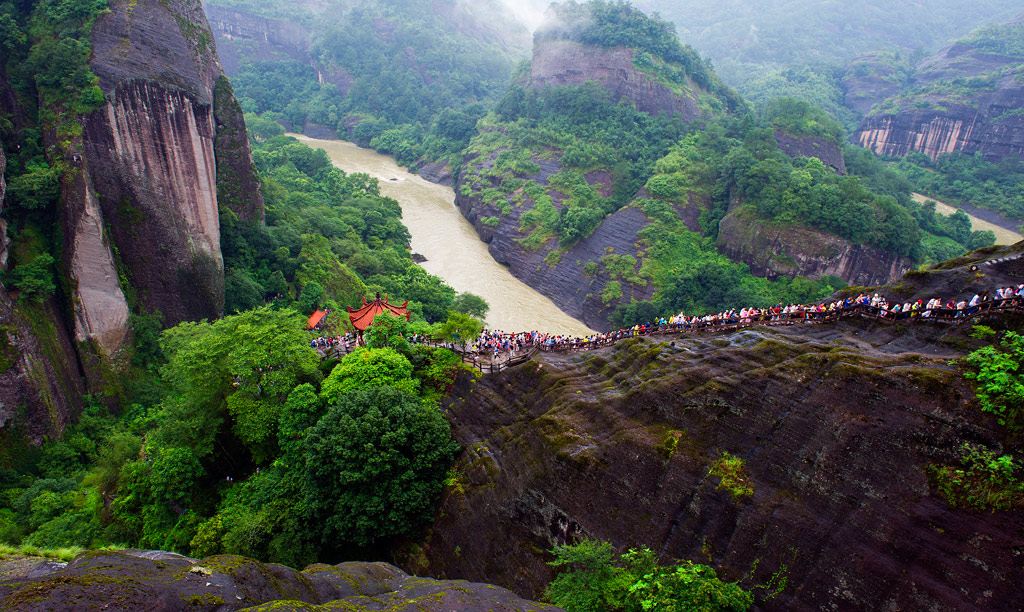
[0,550,562,612]
[0,292,87,444]
[401,248,1024,612]
[529,39,701,121]
[204,5,312,76]
[716,212,911,286]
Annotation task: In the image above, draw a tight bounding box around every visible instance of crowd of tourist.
[464,283,1024,359]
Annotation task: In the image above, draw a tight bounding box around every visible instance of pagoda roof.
[347,293,410,331]
[306,310,328,329]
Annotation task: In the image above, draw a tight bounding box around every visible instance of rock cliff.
[716,211,910,286]
[76,0,263,330]
[852,21,1024,162]
[0,550,561,612]
[529,39,701,121]
[403,246,1024,612]
[0,294,87,445]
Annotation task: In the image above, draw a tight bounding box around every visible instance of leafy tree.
[7,253,56,302]
[303,385,460,547]
[156,307,320,457]
[451,292,489,320]
[364,312,412,353]
[961,330,1024,431]
[435,311,483,350]
[320,347,418,404]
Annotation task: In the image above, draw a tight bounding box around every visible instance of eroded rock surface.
[773,131,846,174]
[405,249,1024,612]
[0,550,561,612]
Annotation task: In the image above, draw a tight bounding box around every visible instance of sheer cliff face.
[69,0,263,334]
[529,39,701,121]
[408,254,1024,611]
[852,41,1024,162]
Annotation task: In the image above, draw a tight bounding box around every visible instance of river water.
[290,134,595,336]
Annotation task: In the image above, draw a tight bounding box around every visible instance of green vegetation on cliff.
[545,539,753,612]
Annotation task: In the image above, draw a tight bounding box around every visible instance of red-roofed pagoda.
[347,293,410,332]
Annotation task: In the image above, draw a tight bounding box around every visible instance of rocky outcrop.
[214,76,264,223]
[852,28,1024,162]
[405,251,1024,611]
[529,39,701,121]
[71,0,263,330]
[716,211,911,286]
[0,550,561,612]
[773,131,846,174]
[840,52,908,116]
[59,161,131,357]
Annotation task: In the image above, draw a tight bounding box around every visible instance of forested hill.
[205,0,529,177]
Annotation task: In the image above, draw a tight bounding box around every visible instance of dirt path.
[912,193,1022,245]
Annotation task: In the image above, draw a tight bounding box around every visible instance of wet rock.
[529,39,701,121]
[0,551,561,612]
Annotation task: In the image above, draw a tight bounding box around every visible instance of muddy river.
[290,134,595,336]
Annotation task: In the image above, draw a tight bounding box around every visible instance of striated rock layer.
[71,0,263,332]
[0,550,561,612]
[716,211,910,286]
[852,32,1024,162]
[405,248,1024,612]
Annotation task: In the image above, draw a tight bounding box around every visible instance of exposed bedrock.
[407,284,1024,611]
[0,550,561,612]
[204,5,312,76]
[716,212,911,287]
[529,39,701,121]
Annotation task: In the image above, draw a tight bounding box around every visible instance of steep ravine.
[403,251,1024,612]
